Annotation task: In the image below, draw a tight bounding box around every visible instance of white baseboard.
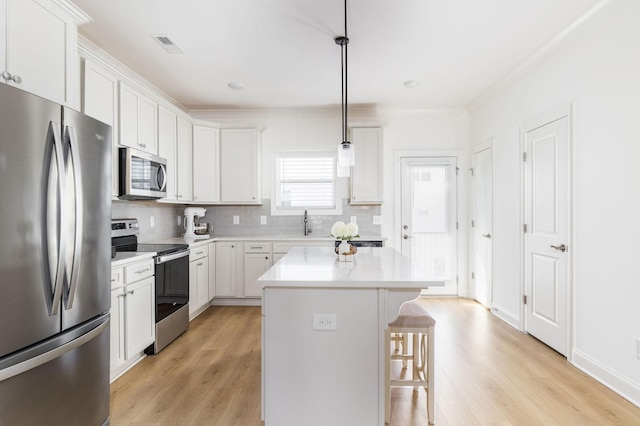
[490,304,520,329]
[572,349,640,408]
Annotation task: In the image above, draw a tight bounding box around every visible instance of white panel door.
[472,147,493,307]
[524,115,570,356]
[192,125,219,203]
[158,105,177,201]
[400,157,457,295]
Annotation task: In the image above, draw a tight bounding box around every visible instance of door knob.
[482,233,491,239]
[403,225,409,230]
[550,244,567,252]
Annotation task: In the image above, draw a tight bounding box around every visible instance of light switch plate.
[260,215,267,225]
[350,216,357,224]
[372,215,382,225]
[150,216,155,228]
[233,215,240,225]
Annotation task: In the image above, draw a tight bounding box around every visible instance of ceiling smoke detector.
[151,35,184,54]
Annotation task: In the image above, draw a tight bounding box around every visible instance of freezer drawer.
[0,315,110,425]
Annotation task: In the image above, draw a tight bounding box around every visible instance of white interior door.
[472,147,493,307]
[401,157,457,295]
[524,115,570,356]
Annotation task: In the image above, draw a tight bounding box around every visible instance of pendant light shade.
[335,0,353,175]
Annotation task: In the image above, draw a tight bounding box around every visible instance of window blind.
[275,152,336,210]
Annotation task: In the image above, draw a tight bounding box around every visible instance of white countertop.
[259,246,445,289]
[147,235,386,247]
[111,251,156,267]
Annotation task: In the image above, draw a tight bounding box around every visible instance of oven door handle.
[156,250,190,264]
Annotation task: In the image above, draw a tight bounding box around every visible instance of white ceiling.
[73,0,602,110]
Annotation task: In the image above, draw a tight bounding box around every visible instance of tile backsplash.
[112,199,381,241]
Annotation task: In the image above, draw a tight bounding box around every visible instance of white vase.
[338,240,353,262]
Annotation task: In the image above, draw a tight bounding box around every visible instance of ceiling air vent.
[151,34,184,54]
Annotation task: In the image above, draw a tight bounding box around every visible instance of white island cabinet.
[259,247,444,426]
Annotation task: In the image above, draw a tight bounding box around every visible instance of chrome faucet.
[304,209,312,236]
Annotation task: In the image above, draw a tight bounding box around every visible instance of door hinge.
[469,168,474,176]
[471,220,475,228]
[456,221,459,230]
[456,167,460,176]
[456,275,459,284]
[523,223,528,233]
[523,152,527,162]
[523,295,528,305]
[471,272,475,280]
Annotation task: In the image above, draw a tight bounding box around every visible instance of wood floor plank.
[110,299,640,425]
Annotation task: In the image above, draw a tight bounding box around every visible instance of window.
[274,151,339,214]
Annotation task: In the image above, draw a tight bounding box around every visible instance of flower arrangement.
[330,221,360,241]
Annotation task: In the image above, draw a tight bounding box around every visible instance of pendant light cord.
[344,0,348,143]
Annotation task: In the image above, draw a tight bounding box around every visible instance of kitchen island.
[259,246,444,426]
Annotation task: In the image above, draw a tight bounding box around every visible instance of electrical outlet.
[312,314,337,331]
[149,216,155,228]
[350,216,357,224]
[260,215,267,225]
[233,215,240,225]
[372,215,382,225]
[177,215,182,226]
[635,337,640,360]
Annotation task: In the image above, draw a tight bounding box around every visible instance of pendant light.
[335,0,354,177]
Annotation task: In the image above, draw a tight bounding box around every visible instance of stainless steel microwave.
[118,147,167,200]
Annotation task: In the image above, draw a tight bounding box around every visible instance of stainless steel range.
[111,219,190,354]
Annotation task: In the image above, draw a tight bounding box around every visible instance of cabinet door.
[189,257,210,317]
[82,58,119,197]
[176,117,193,202]
[119,83,139,149]
[139,96,158,154]
[110,287,125,374]
[220,129,259,203]
[5,0,78,106]
[158,105,178,201]
[192,125,220,203]
[350,127,383,204]
[244,253,271,297]
[124,276,155,358]
[215,242,237,297]
[208,243,216,301]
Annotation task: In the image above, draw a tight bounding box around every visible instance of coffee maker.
[183,207,207,237]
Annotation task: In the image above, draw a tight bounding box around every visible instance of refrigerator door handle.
[63,126,83,309]
[0,319,108,382]
[44,121,67,316]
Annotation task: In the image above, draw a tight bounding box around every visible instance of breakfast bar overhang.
[259,246,445,426]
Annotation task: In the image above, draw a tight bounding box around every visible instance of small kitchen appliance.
[183,207,208,237]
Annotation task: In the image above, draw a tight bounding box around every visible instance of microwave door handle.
[158,163,167,191]
[44,122,66,316]
[63,126,83,309]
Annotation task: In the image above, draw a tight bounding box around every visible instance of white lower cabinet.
[110,257,155,382]
[244,242,272,297]
[214,241,240,298]
[188,245,210,319]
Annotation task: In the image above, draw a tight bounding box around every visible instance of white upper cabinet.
[1,0,89,107]
[220,128,261,204]
[158,105,178,201]
[350,127,383,205]
[119,82,158,154]
[192,124,220,203]
[81,58,119,197]
[176,117,193,202]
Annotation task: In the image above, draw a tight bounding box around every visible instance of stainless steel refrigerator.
[0,84,112,425]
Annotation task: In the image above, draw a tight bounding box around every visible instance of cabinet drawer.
[272,241,330,253]
[190,246,208,261]
[111,266,124,289]
[124,259,154,283]
[244,242,271,253]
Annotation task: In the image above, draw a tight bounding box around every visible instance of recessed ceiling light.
[228,82,245,90]
[404,80,420,88]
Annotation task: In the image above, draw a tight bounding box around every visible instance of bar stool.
[385,300,435,424]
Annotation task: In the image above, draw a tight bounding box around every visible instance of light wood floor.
[110,298,640,425]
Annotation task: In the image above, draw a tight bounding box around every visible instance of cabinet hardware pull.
[482,233,491,239]
[197,262,203,266]
[135,267,150,274]
[127,290,135,295]
[1,71,11,81]
[11,74,22,84]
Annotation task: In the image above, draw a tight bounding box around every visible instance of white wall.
[469,0,640,404]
